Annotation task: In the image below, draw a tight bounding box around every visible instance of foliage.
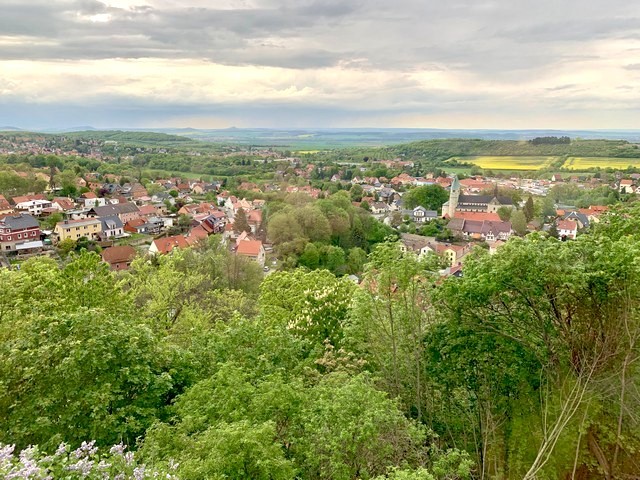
[233,207,251,234]
[259,269,355,349]
[403,185,448,211]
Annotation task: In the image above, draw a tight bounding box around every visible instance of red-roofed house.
[149,235,190,255]
[556,220,578,240]
[0,194,14,215]
[101,245,137,271]
[619,179,635,194]
[52,197,76,212]
[185,225,209,245]
[236,239,265,267]
[10,194,46,205]
[453,211,502,222]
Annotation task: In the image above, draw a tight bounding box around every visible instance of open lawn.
[450,156,557,171]
[563,157,640,170]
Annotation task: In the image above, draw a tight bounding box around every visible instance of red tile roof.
[101,245,137,265]
[557,220,577,231]
[152,235,189,254]
[236,240,263,257]
[453,211,501,222]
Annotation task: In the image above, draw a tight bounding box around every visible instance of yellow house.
[55,218,102,242]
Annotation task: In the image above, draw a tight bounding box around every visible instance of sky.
[1,0,639,130]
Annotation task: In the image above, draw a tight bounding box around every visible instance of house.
[246,209,262,233]
[101,245,137,271]
[236,239,266,267]
[619,179,635,194]
[370,202,390,215]
[89,203,141,224]
[138,204,164,217]
[185,225,209,245]
[562,211,589,229]
[10,194,46,205]
[129,183,148,199]
[149,235,190,255]
[51,197,76,212]
[81,192,106,208]
[14,199,52,216]
[55,218,102,242]
[99,216,124,239]
[0,214,42,252]
[450,218,512,242]
[151,192,175,205]
[0,194,15,215]
[435,243,471,267]
[410,206,438,223]
[480,221,512,242]
[556,220,578,240]
[399,233,435,258]
[124,218,148,234]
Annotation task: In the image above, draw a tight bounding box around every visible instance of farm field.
[563,157,640,170]
[450,156,557,170]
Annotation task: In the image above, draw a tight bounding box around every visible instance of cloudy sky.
[1,0,639,129]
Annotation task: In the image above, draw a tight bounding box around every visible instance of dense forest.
[2,204,640,479]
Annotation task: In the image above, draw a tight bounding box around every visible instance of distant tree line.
[528,136,571,145]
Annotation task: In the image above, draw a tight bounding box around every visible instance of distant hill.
[0,126,23,131]
[139,127,640,148]
[63,130,193,144]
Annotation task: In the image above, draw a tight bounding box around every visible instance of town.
[0,132,632,278]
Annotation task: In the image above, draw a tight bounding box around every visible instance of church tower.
[447,175,460,217]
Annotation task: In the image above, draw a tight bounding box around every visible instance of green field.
[563,157,640,170]
[450,156,557,171]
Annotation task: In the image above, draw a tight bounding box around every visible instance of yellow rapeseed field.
[563,157,640,170]
[451,156,557,171]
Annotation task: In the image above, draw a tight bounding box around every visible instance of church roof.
[458,195,513,206]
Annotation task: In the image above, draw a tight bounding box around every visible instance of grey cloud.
[1,0,637,75]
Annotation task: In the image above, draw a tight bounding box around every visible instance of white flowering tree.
[0,441,178,479]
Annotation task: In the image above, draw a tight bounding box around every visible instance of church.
[442,176,515,217]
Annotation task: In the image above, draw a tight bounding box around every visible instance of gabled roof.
[56,218,101,228]
[557,220,578,231]
[151,235,189,254]
[10,194,47,205]
[481,220,511,234]
[138,205,157,216]
[0,213,40,229]
[53,197,76,211]
[236,240,263,257]
[101,245,136,265]
[100,215,123,230]
[453,211,501,222]
[91,202,140,217]
[125,218,146,228]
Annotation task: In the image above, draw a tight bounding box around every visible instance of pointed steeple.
[451,175,460,192]
[447,175,461,217]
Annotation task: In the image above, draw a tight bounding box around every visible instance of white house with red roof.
[556,220,578,240]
